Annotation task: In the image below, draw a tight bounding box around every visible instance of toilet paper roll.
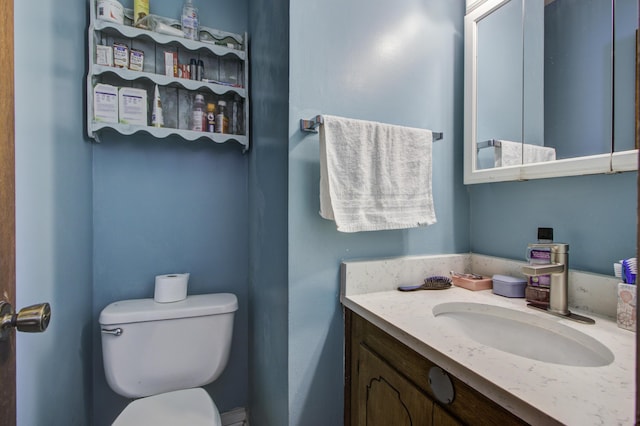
[154,273,190,303]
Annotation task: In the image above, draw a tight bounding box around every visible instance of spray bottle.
[181,0,199,40]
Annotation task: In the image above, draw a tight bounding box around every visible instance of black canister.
[189,58,197,80]
[197,59,204,81]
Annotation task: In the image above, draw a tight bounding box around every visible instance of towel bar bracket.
[300,115,324,133]
[476,139,501,150]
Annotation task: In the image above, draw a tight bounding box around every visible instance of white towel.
[495,140,522,167]
[523,143,556,164]
[319,115,437,233]
[495,140,556,167]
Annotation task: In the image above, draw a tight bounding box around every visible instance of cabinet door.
[357,344,432,426]
[433,404,463,426]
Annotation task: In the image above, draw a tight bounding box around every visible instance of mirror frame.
[464,0,638,184]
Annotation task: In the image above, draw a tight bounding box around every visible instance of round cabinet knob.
[428,366,455,404]
[0,301,51,340]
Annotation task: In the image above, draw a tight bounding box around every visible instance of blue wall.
[545,0,613,158]
[472,0,637,273]
[469,172,636,275]
[247,0,290,424]
[477,0,523,145]
[288,1,468,424]
[91,138,249,425]
[90,1,249,425]
[13,1,638,425]
[15,1,93,425]
[544,0,637,157]
[614,0,639,152]
[522,0,545,147]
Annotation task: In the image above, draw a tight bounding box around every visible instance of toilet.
[99,293,238,426]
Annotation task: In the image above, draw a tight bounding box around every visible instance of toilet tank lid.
[99,293,238,325]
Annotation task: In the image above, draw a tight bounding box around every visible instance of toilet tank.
[99,293,238,398]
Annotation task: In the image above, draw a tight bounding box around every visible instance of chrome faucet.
[521,243,595,324]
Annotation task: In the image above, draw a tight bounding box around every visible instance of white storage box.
[93,84,118,123]
[118,87,147,125]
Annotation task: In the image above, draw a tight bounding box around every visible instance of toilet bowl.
[112,388,221,426]
[99,293,238,425]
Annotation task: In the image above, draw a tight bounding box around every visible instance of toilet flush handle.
[101,328,123,336]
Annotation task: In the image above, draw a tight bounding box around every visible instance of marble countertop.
[342,285,636,425]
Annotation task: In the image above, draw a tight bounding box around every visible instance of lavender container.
[492,274,527,298]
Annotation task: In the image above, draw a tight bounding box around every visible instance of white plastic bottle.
[151,85,163,128]
[181,0,199,41]
[191,94,206,131]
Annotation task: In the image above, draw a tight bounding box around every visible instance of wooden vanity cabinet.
[345,309,526,426]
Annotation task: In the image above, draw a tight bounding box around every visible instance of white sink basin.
[432,302,614,367]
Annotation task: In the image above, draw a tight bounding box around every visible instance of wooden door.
[0,0,16,424]
[636,28,640,426]
[357,344,432,426]
[432,404,463,426]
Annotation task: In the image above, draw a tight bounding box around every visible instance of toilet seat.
[112,388,222,426]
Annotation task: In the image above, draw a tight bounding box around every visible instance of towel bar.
[300,115,443,141]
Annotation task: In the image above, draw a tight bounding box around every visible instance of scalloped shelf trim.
[91,122,248,148]
[199,25,244,45]
[119,8,244,45]
[92,20,245,60]
[91,65,246,97]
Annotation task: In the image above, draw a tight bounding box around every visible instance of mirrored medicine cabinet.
[464,0,639,184]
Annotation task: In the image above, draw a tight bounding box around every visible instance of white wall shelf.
[91,65,246,97]
[93,19,246,61]
[86,0,250,152]
[90,121,248,146]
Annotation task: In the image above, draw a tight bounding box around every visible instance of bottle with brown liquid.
[215,100,229,134]
[206,103,216,133]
